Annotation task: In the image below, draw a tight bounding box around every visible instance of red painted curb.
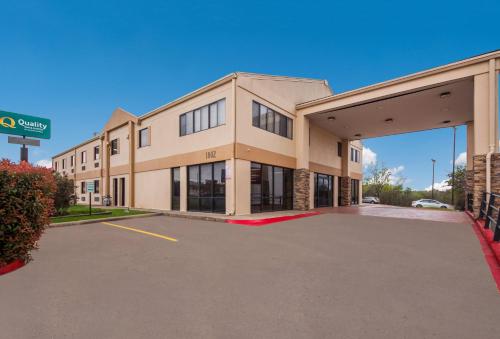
[465,211,500,292]
[0,259,25,276]
[225,211,321,226]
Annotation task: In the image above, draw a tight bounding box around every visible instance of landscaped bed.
[51,205,149,224]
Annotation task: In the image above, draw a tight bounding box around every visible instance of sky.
[0,0,499,190]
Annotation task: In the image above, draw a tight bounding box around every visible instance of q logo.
[0,117,16,128]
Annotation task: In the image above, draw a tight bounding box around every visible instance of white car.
[362,196,380,204]
[411,199,452,209]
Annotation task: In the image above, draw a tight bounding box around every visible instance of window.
[94,180,100,194]
[81,181,86,194]
[81,151,87,164]
[54,161,58,171]
[171,167,180,210]
[179,98,226,136]
[111,139,119,155]
[94,146,100,161]
[251,162,293,213]
[70,155,74,167]
[337,142,342,157]
[62,158,66,169]
[350,148,360,163]
[187,161,226,213]
[251,101,293,139]
[138,128,150,148]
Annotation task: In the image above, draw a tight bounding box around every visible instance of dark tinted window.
[252,101,293,139]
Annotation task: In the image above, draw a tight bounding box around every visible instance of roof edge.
[296,49,500,109]
[52,135,102,159]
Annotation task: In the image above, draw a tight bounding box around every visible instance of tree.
[363,163,392,198]
[447,165,466,210]
[53,172,75,215]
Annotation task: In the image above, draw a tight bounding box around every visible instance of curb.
[465,211,500,292]
[225,211,321,226]
[48,212,163,228]
[0,259,25,276]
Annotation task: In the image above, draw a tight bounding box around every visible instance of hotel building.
[52,72,363,215]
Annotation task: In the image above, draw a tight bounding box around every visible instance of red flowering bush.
[0,159,56,267]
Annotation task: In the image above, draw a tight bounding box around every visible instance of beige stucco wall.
[109,126,129,168]
[135,82,233,164]
[235,159,251,215]
[134,169,170,210]
[309,122,342,172]
[350,141,363,176]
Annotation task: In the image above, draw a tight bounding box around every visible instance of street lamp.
[431,159,436,199]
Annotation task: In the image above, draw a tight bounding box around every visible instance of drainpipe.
[231,75,237,215]
[486,59,498,194]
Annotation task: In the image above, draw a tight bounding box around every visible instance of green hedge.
[0,160,55,266]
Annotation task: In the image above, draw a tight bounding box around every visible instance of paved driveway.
[1,213,499,338]
[316,204,471,223]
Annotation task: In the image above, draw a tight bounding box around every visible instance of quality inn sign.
[0,110,51,139]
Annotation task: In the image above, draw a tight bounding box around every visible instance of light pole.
[431,159,436,199]
[451,126,456,205]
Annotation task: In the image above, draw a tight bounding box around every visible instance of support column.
[340,176,351,206]
[472,60,499,215]
[104,131,110,198]
[180,166,187,212]
[294,113,310,210]
[128,121,135,208]
[340,139,351,206]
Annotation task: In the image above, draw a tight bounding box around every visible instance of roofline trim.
[296,49,500,109]
[52,135,102,159]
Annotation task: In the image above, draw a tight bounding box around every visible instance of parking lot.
[1,213,500,338]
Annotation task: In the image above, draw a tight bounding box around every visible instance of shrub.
[53,172,75,215]
[0,159,56,266]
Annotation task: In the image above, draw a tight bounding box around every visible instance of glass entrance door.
[314,173,333,208]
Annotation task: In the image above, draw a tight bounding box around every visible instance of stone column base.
[294,168,310,210]
[472,155,486,217]
[340,176,351,206]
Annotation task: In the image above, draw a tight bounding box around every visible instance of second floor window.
[70,155,74,167]
[350,148,360,163]
[62,159,66,169]
[81,151,87,164]
[54,161,58,171]
[94,146,99,161]
[138,128,150,148]
[337,142,342,157]
[252,101,293,139]
[179,98,226,136]
[111,139,119,155]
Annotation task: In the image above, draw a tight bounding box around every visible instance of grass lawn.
[51,205,150,224]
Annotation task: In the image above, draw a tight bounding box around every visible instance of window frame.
[110,139,119,155]
[138,127,150,148]
[179,98,226,137]
[251,101,293,140]
[81,151,87,164]
[94,146,100,161]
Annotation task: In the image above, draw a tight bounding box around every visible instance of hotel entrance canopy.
[297,50,500,160]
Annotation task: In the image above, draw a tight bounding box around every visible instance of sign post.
[86,182,95,216]
[0,110,51,163]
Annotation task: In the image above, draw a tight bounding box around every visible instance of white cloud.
[455,152,466,166]
[362,147,377,168]
[425,179,451,192]
[389,165,405,185]
[35,159,52,168]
